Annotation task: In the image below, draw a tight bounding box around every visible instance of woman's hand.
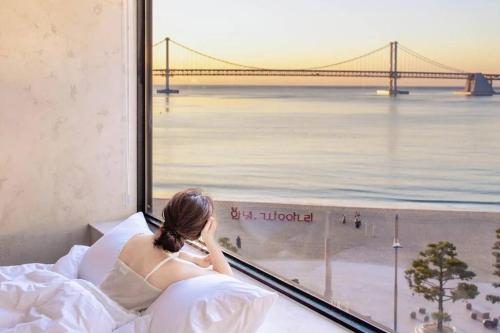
[201,217,218,244]
[200,217,232,276]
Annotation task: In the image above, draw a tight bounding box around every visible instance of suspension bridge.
[153,38,500,96]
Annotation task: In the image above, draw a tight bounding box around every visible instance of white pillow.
[53,245,89,279]
[145,274,278,333]
[78,212,153,285]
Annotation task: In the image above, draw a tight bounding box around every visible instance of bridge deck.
[153,69,500,80]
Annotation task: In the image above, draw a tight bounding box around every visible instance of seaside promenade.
[153,198,499,332]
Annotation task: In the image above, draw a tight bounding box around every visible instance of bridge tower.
[158,37,179,94]
[377,41,408,96]
[388,41,408,95]
[389,41,398,95]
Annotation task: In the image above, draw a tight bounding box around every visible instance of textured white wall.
[0,0,137,265]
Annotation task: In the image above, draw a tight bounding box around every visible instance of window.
[141,1,500,332]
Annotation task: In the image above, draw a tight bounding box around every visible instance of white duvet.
[0,247,149,333]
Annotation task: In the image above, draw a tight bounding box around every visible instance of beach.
[253,259,499,333]
[154,198,499,331]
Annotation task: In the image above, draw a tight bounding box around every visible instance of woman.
[100,189,232,312]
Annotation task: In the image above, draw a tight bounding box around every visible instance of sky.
[153,0,500,85]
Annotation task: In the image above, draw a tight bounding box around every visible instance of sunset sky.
[153,0,500,85]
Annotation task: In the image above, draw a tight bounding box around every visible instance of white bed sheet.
[0,248,149,333]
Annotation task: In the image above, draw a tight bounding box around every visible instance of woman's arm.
[201,217,233,276]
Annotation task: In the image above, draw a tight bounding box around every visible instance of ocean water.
[152,85,500,212]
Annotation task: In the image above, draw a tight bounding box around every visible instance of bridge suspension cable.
[303,43,390,70]
[153,37,392,71]
[152,39,165,47]
[398,43,467,73]
[169,38,265,69]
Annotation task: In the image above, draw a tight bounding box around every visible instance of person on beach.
[341,214,346,224]
[354,211,362,229]
[99,188,232,312]
[236,235,242,249]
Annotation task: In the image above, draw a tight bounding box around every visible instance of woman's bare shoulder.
[119,234,152,260]
[145,256,212,290]
[172,257,213,276]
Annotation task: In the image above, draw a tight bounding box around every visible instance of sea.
[152,85,500,212]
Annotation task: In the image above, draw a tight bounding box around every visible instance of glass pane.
[152,1,500,332]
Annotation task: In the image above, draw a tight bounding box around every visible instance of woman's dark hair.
[153,188,213,252]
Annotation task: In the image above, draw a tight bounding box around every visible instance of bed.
[0,247,137,332]
[0,213,278,333]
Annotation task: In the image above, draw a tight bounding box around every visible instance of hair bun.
[154,227,184,252]
[155,189,214,252]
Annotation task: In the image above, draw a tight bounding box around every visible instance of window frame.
[137,1,391,331]
[137,0,153,214]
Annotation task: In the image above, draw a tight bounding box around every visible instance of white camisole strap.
[144,255,174,281]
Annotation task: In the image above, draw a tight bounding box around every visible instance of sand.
[254,259,499,333]
[153,198,500,332]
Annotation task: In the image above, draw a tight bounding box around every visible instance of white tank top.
[99,254,175,312]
